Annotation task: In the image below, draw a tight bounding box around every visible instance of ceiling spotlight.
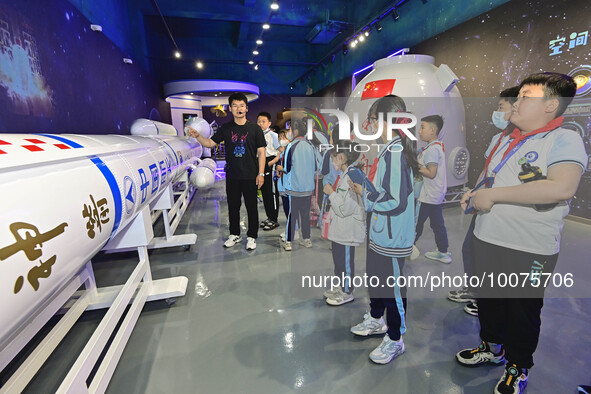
[376,21,382,32]
[256,39,263,45]
[253,50,259,55]
[364,30,370,37]
[196,61,203,69]
[271,1,279,10]
[248,60,254,65]
[174,50,181,58]
[190,92,194,95]
[358,35,365,42]
[262,23,270,30]
[342,44,348,55]
[350,41,357,48]
[289,83,295,90]
[392,9,399,21]
[254,64,259,70]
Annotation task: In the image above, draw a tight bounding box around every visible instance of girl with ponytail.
[349,94,418,364]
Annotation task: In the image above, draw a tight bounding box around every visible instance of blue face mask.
[492,111,510,130]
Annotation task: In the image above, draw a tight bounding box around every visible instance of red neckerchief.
[483,116,564,175]
[333,175,340,191]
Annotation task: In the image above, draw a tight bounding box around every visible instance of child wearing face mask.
[322,140,366,306]
[447,86,520,317]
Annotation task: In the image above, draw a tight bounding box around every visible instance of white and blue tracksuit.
[361,136,416,341]
[283,137,317,241]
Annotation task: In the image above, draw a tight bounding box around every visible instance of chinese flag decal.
[361,79,396,101]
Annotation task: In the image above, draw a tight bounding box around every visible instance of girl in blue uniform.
[349,95,420,364]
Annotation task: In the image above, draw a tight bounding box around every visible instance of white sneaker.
[299,238,312,248]
[280,232,286,242]
[326,289,354,306]
[410,244,420,260]
[369,334,405,364]
[224,235,242,248]
[425,250,452,264]
[323,288,339,298]
[350,313,388,336]
[246,237,256,250]
[283,241,292,251]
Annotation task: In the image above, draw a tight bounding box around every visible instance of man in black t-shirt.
[187,93,266,250]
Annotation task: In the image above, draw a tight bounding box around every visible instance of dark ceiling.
[114,0,508,94]
[131,0,405,92]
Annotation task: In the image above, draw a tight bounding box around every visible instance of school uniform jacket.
[363,137,416,257]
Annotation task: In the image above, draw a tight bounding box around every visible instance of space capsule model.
[345,54,469,187]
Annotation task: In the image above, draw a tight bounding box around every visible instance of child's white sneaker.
[369,334,405,364]
[350,313,387,336]
[326,289,354,306]
[425,250,452,264]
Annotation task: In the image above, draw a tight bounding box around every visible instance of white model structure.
[0,130,203,393]
[345,54,470,192]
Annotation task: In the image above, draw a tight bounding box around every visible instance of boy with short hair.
[449,86,521,317]
[456,72,586,394]
[413,115,451,264]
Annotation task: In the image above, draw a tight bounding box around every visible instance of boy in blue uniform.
[456,73,587,394]
[414,115,451,263]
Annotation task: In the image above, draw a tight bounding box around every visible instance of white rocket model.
[0,132,202,349]
[345,54,469,187]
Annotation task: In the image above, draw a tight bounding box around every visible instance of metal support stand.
[106,172,197,253]
[0,206,188,394]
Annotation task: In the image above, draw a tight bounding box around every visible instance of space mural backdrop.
[413,0,591,219]
[0,0,170,135]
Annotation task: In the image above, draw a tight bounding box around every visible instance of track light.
[196,61,203,69]
[254,64,259,70]
[392,9,399,21]
[289,83,295,90]
[262,23,270,30]
[358,35,365,42]
[174,50,181,58]
[376,21,382,32]
[248,60,254,65]
[271,1,279,10]
[256,39,263,45]
[364,30,370,37]
[253,50,259,55]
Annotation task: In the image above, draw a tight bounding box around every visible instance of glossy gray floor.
[9,182,591,393]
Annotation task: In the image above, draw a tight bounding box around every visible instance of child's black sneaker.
[494,363,528,394]
[456,341,505,367]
